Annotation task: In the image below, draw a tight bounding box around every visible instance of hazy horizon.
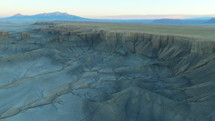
[0,12,215,20]
[1,0,215,19]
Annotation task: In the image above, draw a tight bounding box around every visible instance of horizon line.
[0,12,215,19]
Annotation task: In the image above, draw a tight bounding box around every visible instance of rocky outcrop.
[0,31,9,38]
[20,32,30,39]
[0,23,214,121]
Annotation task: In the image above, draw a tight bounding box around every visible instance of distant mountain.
[207,18,215,23]
[1,12,215,24]
[186,17,213,20]
[153,19,207,24]
[4,12,87,21]
[153,19,184,24]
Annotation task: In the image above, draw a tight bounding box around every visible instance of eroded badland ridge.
[0,22,214,121]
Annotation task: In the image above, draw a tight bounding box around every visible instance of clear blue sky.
[0,0,214,18]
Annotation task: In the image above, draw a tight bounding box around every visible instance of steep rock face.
[0,24,214,121]
[77,30,215,74]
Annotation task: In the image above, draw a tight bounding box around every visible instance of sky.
[0,0,215,19]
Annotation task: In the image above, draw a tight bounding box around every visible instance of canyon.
[0,22,214,121]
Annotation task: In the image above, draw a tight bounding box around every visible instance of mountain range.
[1,12,87,21]
[0,12,215,24]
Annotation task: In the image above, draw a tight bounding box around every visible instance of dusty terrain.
[0,22,215,121]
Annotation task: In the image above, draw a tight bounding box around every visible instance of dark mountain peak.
[13,13,25,17]
[52,12,69,15]
[38,12,70,16]
[51,11,65,14]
